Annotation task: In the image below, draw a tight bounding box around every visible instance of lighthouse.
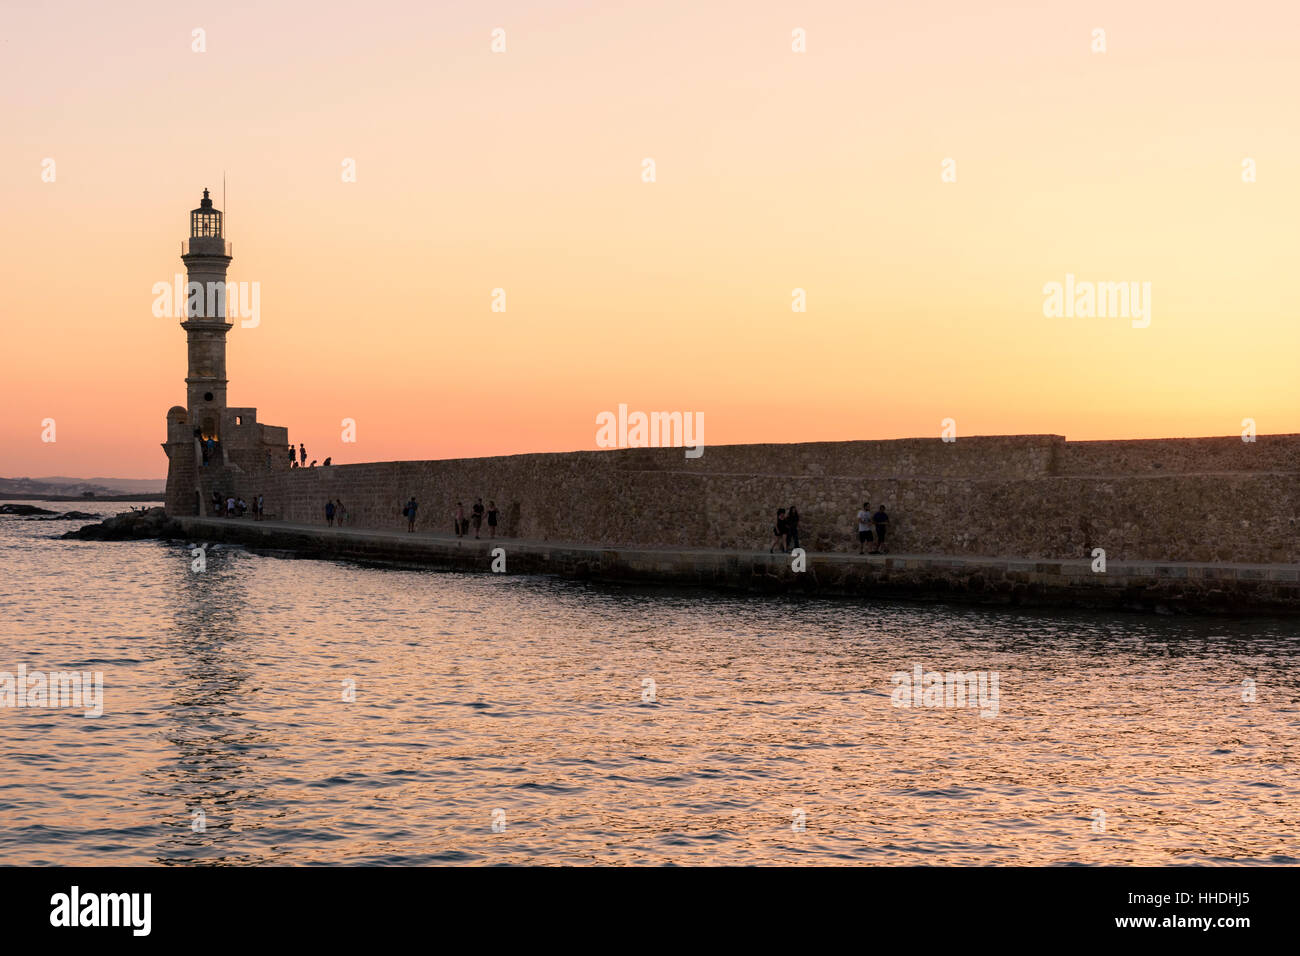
[162,189,287,515]
[181,188,232,443]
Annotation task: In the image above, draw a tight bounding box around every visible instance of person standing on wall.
[872,504,890,554]
[856,502,873,555]
[770,507,787,554]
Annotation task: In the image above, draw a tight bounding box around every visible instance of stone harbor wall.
[170,433,1300,565]
[173,517,1300,616]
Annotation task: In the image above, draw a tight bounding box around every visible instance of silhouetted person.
[872,505,889,554]
[299,443,306,465]
[325,500,336,526]
[471,498,484,538]
[487,500,499,538]
[770,508,787,553]
[323,457,331,466]
[404,496,418,532]
[786,505,800,551]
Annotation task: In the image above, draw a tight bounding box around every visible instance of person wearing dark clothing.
[288,444,295,464]
[404,497,418,532]
[487,501,499,538]
[785,505,801,551]
[325,500,336,526]
[299,443,307,465]
[770,508,787,554]
[872,505,889,554]
[471,499,484,539]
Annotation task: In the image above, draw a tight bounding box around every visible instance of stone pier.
[176,517,1300,615]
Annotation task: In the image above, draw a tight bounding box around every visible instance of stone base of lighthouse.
[162,404,288,515]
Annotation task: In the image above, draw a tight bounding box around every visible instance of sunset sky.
[2,0,1297,478]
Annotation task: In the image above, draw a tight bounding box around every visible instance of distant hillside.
[0,476,166,497]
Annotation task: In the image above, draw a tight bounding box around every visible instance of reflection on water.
[1,502,1298,865]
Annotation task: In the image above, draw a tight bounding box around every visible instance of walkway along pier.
[176,517,1300,615]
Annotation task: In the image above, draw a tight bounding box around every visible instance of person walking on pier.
[871,504,890,554]
[471,499,484,539]
[454,502,467,537]
[786,505,801,551]
[325,500,336,527]
[336,499,347,526]
[404,496,418,532]
[770,507,788,553]
[487,500,499,538]
[857,502,873,554]
[255,493,264,521]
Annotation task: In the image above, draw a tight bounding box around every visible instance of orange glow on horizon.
[2,0,1297,478]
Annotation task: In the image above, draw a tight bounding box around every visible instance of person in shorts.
[857,502,874,554]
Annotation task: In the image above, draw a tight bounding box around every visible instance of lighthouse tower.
[162,188,287,515]
[182,188,232,440]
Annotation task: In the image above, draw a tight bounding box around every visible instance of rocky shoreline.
[1,503,102,520]
[59,507,185,541]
